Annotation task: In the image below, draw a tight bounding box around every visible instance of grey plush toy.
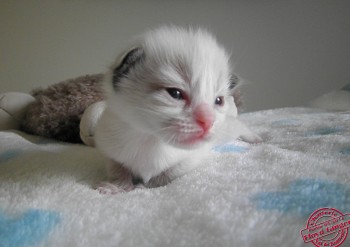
[20,74,104,143]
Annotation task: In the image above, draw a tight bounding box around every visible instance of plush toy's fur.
[21,74,104,142]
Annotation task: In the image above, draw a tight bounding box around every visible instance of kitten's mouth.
[177,129,211,146]
[169,121,211,147]
[181,135,206,145]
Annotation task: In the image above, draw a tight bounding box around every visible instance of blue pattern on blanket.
[0,209,60,247]
[252,179,350,217]
[212,143,249,153]
[305,127,345,136]
[340,147,350,155]
[0,149,23,163]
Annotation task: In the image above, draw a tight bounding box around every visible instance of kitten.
[95,26,260,194]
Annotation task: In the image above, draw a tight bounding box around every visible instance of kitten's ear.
[228,74,243,109]
[112,47,144,90]
[228,74,240,90]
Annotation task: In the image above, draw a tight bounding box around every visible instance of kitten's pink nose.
[194,104,214,132]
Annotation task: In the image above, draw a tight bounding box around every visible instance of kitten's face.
[107,27,235,148]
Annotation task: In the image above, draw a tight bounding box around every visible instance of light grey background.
[1,0,350,111]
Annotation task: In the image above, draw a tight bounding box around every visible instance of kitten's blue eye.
[215,96,224,106]
[166,88,184,100]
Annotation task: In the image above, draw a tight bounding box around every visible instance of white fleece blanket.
[1,106,349,247]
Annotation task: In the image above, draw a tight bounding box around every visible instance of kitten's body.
[95,27,260,193]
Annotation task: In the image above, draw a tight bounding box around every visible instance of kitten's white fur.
[95,26,260,193]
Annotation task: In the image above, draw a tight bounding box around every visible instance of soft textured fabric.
[0,107,349,247]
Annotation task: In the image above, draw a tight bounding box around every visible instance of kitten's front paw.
[94,181,134,195]
[239,133,263,144]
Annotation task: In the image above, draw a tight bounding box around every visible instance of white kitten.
[95,26,260,194]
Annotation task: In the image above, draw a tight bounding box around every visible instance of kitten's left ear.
[112,47,144,90]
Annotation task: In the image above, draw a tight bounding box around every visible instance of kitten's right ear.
[229,74,243,110]
[112,47,144,90]
[228,74,240,90]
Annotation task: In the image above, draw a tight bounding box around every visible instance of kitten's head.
[105,26,239,148]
